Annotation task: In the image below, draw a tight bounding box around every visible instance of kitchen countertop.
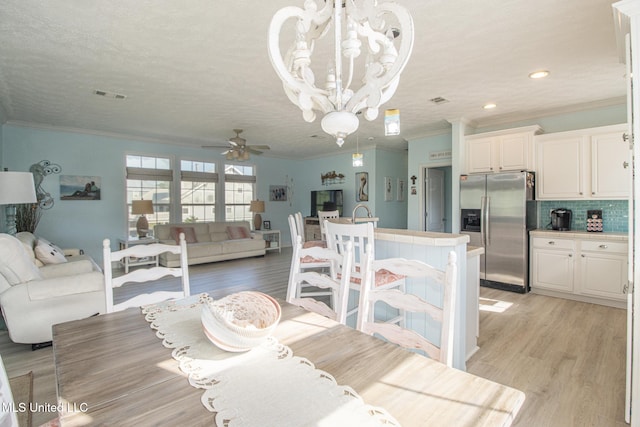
[530,229,629,241]
[374,227,470,246]
[467,245,484,257]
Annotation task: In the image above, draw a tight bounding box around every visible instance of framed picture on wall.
[397,179,405,201]
[269,185,287,201]
[384,176,393,201]
[356,172,369,201]
[60,175,101,200]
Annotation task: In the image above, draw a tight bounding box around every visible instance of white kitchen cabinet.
[579,240,627,300]
[591,132,632,198]
[530,231,628,308]
[464,125,541,174]
[536,136,585,199]
[535,124,630,200]
[531,237,575,293]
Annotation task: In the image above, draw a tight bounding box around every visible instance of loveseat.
[0,232,105,345]
[154,221,266,267]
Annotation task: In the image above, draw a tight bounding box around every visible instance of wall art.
[60,175,101,200]
[356,172,369,202]
[269,185,287,201]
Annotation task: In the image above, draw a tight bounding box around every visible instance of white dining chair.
[317,209,340,241]
[288,237,353,324]
[294,211,306,243]
[356,244,458,367]
[324,221,405,322]
[102,233,191,313]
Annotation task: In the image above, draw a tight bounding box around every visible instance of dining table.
[53,295,525,426]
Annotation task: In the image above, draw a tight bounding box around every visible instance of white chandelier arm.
[344,1,413,119]
[269,3,338,122]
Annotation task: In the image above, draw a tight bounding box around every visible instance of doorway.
[422,164,452,232]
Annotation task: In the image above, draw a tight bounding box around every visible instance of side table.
[117,237,159,273]
[254,230,281,253]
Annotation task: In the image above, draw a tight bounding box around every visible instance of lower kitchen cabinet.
[531,237,575,293]
[530,231,628,308]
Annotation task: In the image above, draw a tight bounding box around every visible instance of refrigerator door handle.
[481,196,487,246]
[485,196,491,245]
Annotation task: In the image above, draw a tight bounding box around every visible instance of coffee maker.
[550,208,572,231]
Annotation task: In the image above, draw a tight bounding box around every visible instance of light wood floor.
[0,247,628,426]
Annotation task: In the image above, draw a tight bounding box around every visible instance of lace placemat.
[142,294,400,427]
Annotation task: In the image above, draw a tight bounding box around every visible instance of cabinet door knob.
[581,254,585,257]
[623,133,631,142]
[599,244,608,249]
[568,254,573,257]
[623,161,630,169]
[548,241,555,245]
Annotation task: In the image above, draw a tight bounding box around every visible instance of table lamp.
[131,200,154,238]
[249,200,265,230]
[0,171,38,236]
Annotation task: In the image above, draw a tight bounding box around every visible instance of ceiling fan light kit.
[204,129,270,161]
[268,0,414,147]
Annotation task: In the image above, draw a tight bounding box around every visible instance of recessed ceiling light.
[528,70,550,79]
[483,103,497,110]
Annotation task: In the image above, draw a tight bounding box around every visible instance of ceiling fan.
[202,129,270,161]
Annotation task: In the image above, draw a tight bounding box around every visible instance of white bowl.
[201,291,281,352]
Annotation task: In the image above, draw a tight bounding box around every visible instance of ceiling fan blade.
[202,145,232,149]
[249,145,270,150]
[246,147,264,155]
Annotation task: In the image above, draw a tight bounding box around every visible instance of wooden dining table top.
[53,299,525,426]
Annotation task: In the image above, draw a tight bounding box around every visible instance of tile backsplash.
[538,200,628,233]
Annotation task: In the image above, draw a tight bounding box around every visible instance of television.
[310,189,344,217]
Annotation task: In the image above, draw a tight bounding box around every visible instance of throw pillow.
[34,238,68,265]
[226,225,251,240]
[169,226,198,244]
[0,234,42,285]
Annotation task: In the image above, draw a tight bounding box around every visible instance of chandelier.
[268,0,414,147]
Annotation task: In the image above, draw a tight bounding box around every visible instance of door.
[425,169,445,232]
[485,172,527,288]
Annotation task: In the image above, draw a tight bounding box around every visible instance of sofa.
[0,232,105,345]
[154,221,266,267]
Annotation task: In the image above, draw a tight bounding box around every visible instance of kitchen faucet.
[352,203,372,223]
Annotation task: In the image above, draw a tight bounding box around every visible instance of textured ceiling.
[0,0,627,159]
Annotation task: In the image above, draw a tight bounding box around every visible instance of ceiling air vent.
[94,89,127,100]
[429,97,449,105]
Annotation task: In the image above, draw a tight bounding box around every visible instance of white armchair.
[0,232,105,346]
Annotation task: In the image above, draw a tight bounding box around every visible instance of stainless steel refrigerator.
[459,171,537,293]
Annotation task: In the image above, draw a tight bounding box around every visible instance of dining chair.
[324,220,405,322]
[102,233,191,313]
[288,237,353,324]
[356,244,458,367]
[317,209,340,241]
[294,211,306,243]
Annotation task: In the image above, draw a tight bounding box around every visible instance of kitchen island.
[370,228,480,371]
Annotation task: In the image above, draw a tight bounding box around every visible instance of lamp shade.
[249,200,265,213]
[131,200,154,215]
[0,172,37,205]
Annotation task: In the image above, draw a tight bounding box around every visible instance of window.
[126,155,172,237]
[180,160,217,223]
[224,164,256,222]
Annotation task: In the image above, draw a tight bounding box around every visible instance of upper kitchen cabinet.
[535,124,630,200]
[464,125,542,174]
